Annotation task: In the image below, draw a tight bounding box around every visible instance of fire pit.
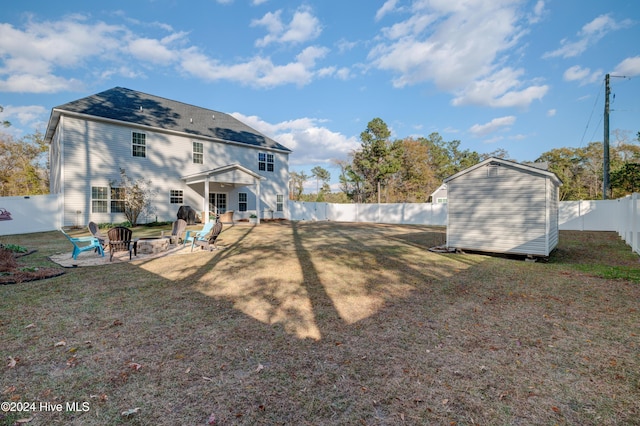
[136,237,169,255]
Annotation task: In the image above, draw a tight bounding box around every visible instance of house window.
[436,198,448,204]
[258,152,274,172]
[91,186,108,213]
[209,193,227,214]
[487,164,499,177]
[170,190,183,204]
[276,194,284,212]
[238,192,247,212]
[132,132,146,158]
[193,141,203,164]
[110,187,126,213]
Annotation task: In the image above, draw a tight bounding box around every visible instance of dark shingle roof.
[48,87,291,152]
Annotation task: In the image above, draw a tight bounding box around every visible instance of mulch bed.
[0,248,65,285]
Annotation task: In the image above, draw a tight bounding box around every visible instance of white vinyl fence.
[1,195,638,255]
[290,197,640,255]
[616,193,639,255]
[0,194,63,236]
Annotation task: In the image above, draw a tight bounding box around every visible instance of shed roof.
[44,87,291,153]
[444,157,562,186]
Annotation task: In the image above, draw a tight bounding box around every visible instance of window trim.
[170,189,184,204]
[238,192,248,212]
[110,187,126,213]
[132,131,146,158]
[276,194,284,212]
[193,141,203,164]
[91,186,108,213]
[258,152,274,172]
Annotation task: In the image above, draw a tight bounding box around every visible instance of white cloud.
[375,0,400,22]
[0,14,333,93]
[230,113,359,165]
[0,105,49,136]
[543,14,633,59]
[180,45,328,88]
[563,65,602,85]
[469,116,516,137]
[613,56,640,77]
[452,67,548,108]
[368,0,545,108]
[252,6,322,47]
[547,109,556,117]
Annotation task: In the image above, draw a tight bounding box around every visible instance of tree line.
[291,118,640,203]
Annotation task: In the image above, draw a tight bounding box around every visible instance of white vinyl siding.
[446,160,560,257]
[56,117,290,226]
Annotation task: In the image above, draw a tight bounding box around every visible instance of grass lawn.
[1,222,639,425]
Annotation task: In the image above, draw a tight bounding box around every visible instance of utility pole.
[603,73,610,200]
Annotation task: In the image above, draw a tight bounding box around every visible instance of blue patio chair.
[191,221,223,251]
[61,229,104,260]
[183,221,214,247]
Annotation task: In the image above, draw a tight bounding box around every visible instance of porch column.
[204,177,210,223]
[256,179,261,225]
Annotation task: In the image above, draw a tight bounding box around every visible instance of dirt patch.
[0,247,64,284]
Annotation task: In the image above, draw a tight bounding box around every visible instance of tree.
[0,106,10,128]
[611,163,640,195]
[352,118,401,203]
[310,166,330,201]
[0,130,49,196]
[112,168,157,226]
[289,170,309,201]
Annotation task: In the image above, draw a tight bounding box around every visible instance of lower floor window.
[238,192,247,212]
[111,187,125,213]
[209,193,227,214]
[170,189,183,204]
[91,186,108,213]
[276,194,284,212]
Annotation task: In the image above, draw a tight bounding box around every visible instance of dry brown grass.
[1,222,639,425]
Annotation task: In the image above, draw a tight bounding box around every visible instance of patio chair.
[191,221,224,251]
[166,219,187,244]
[183,221,214,247]
[107,226,135,262]
[88,221,107,249]
[61,229,104,260]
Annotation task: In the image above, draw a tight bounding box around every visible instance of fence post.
[633,193,639,254]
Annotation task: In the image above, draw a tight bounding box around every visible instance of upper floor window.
[132,132,146,158]
[193,141,203,164]
[258,152,274,172]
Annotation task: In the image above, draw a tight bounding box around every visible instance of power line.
[578,79,604,148]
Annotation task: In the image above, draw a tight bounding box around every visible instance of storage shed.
[444,157,562,257]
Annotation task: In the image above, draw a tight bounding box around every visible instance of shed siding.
[59,116,289,226]
[447,162,553,256]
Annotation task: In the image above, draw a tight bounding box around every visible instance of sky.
[1,0,639,192]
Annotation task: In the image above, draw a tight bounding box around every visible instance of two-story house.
[44,87,291,226]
